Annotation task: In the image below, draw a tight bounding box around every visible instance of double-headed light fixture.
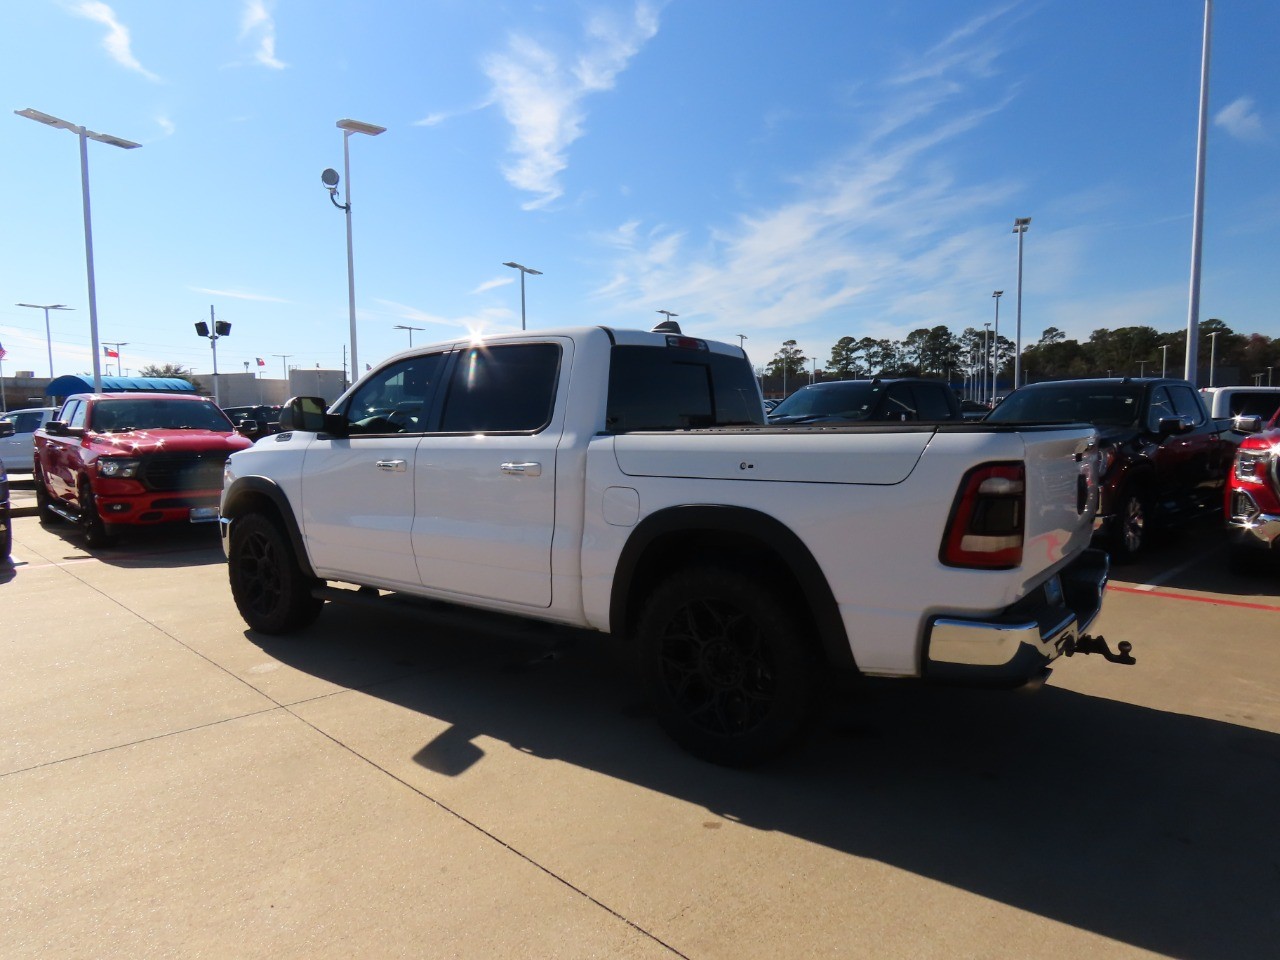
[15,108,139,392]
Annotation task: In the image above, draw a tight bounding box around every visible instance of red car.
[1225,408,1280,566]
[33,392,252,546]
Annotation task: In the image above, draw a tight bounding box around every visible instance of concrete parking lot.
[2,492,1278,959]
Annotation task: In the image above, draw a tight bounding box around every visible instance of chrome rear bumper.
[924,549,1109,685]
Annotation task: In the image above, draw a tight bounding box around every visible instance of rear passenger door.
[411,340,567,608]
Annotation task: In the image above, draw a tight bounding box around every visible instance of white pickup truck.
[220,324,1127,763]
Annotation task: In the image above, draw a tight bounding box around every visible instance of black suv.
[221,404,283,441]
[768,378,963,424]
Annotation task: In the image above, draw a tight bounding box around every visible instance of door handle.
[375,459,407,472]
[501,461,542,477]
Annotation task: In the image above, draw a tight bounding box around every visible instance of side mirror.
[0,421,14,439]
[278,396,347,437]
[1232,414,1264,435]
[43,420,70,437]
[1156,416,1191,438]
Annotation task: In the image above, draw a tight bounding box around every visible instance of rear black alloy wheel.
[33,469,58,525]
[637,566,815,766]
[227,512,323,634]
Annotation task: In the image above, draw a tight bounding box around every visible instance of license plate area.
[189,506,219,523]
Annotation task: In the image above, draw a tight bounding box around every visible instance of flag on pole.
[256,357,266,367]
[104,346,119,358]
[365,363,371,371]
[0,340,7,360]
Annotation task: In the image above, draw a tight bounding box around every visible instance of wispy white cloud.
[67,1,162,82]
[593,6,1026,350]
[374,299,516,335]
[1215,96,1264,142]
[191,287,290,304]
[483,2,661,210]
[240,0,286,70]
[155,115,175,138]
[472,277,514,294]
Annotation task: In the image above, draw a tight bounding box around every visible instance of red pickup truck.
[34,392,252,546]
[1226,409,1280,567]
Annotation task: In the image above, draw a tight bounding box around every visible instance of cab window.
[342,353,446,435]
[439,343,561,433]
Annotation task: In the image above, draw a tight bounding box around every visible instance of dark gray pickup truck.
[986,377,1235,561]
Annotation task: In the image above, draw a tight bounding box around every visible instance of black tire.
[78,480,118,548]
[33,468,59,526]
[227,512,323,634]
[636,566,816,766]
[0,515,11,563]
[1110,488,1149,564]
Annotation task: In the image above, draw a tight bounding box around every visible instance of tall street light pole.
[502,262,542,330]
[1012,217,1031,388]
[103,342,129,378]
[394,324,425,347]
[1208,329,1220,387]
[273,354,292,381]
[15,109,140,393]
[1185,0,1213,383]
[1161,344,1171,377]
[321,119,385,384]
[17,302,74,378]
[982,322,992,404]
[991,290,1003,397]
[655,309,679,331]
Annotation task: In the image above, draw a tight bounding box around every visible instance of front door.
[301,353,446,587]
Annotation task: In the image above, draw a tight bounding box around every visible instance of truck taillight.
[940,462,1025,569]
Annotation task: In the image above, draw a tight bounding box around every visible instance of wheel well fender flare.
[609,504,855,671]
[221,476,316,579]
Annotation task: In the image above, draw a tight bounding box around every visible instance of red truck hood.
[89,429,253,456]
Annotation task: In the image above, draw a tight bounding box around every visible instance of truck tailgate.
[1016,425,1100,569]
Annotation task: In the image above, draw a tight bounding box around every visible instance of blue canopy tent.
[45,375,195,400]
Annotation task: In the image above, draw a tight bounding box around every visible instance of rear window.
[606,345,765,431]
[987,383,1142,427]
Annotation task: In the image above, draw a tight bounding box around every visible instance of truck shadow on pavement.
[249,597,1279,960]
[29,520,226,570]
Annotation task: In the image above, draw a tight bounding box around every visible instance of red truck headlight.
[98,457,142,478]
[940,462,1025,569]
[1234,449,1273,484]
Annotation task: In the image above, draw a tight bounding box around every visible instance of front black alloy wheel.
[637,566,815,766]
[228,512,323,634]
[1110,488,1149,563]
[78,480,117,548]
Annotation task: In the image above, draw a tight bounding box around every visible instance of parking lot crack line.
[291,716,693,960]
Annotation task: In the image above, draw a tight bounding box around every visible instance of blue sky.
[1,1,1276,382]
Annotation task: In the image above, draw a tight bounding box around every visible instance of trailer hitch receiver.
[1065,633,1135,665]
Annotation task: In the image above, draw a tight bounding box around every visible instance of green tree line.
[762,319,1280,396]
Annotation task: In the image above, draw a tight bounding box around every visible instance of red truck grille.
[141,452,230,492]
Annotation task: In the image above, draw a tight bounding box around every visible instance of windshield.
[985,383,1142,427]
[90,399,234,433]
[770,382,881,420]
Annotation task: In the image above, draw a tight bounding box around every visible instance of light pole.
[393,324,425,347]
[321,118,385,384]
[15,109,140,393]
[982,322,992,404]
[1208,329,1220,387]
[991,290,1003,398]
[1012,217,1031,388]
[1138,359,1150,378]
[1185,0,1213,382]
[1269,366,1274,386]
[502,262,542,329]
[17,302,74,378]
[103,342,128,378]
[1161,344,1170,377]
[737,334,748,351]
[273,354,292,382]
[656,309,679,332]
[195,306,230,405]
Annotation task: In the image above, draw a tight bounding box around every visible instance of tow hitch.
[1065,633,1136,665]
